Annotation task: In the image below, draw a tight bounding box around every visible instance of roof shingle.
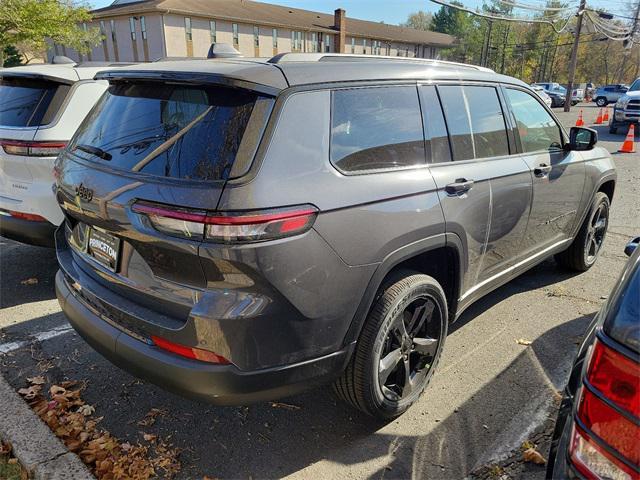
[92,0,455,47]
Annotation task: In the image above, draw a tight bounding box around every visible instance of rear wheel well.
[598,180,615,202]
[383,247,459,321]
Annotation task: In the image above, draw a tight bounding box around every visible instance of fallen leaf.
[27,376,46,385]
[50,385,66,396]
[18,385,42,400]
[20,277,38,285]
[516,338,532,346]
[523,447,546,465]
[77,404,95,416]
[270,402,301,410]
[143,433,157,442]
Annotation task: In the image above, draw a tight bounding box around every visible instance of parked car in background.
[593,84,629,107]
[532,85,553,107]
[609,78,640,134]
[547,90,567,108]
[533,82,584,106]
[0,58,131,247]
[53,53,616,420]
[547,236,639,480]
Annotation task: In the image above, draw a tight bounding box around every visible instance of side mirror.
[624,236,640,257]
[565,127,597,151]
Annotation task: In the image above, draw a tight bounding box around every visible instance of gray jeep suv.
[54,54,616,419]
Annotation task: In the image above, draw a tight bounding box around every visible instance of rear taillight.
[569,338,640,479]
[132,201,318,243]
[0,209,48,222]
[151,335,230,365]
[1,139,67,157]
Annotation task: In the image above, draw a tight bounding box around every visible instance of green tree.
[402,11,434,31]
[3,45,22,66]
[0,0,102,63]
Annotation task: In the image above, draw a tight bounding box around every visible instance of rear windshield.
[68,83,258,182]
[0,77,66,127]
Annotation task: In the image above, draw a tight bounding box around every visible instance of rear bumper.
[55,266,353,405]
[0,214,56,247]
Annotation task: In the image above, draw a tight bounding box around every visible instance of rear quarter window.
[68,83,260,182]
[0,77,69,127]
[330,86,426,173]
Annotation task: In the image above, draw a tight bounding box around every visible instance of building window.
[253,26,259,47]
[232,23,239,45]
[110,19,116,42]
[185,17,192,42]
[140,16,147,40]
[325,34,331,52]
[210,20,216,43]
[362,38,367,54]
[291,31,302,51]
[351,37,355,53]
[405,47,409,57]
[386,43,391,55]
[414,45,419,57]
[129,17,136,41]
[272,28,277,48]
[310,32,317,52]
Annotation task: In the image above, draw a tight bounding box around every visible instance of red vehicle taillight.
[1,140,67,157]
[0,209,48,222]
[569,338,640,480]
[151,335,230,365]
[132,201,318,243]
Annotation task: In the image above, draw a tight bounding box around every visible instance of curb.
[0,373,93,479]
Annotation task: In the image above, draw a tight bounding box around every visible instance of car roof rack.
[267,53,494,72]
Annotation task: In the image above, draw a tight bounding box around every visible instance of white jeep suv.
[0,59,128,246]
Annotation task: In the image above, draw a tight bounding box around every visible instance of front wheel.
[595,97,607,107]
[333,272,447,419]
[555,192,610,271]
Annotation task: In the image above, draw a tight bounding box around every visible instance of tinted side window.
[330,86,425,172]
[0,78,63,127]
[438,85,509,161]
[505,88,563,153]
[419,85,451,163]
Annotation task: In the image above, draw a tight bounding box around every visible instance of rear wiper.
[74,144,112,161]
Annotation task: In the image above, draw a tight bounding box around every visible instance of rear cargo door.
[56,79,268,322]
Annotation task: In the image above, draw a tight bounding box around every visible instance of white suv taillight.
[132,201,318,243]
[1,139,67,157]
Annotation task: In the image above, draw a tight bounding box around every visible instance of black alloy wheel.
[333,272,448,419]
[377,295,441,402]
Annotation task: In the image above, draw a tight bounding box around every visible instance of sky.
[85,0,632,26]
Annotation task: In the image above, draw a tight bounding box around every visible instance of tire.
[595,97,607,107]
[555,192,610,272]
[333,271,448,419]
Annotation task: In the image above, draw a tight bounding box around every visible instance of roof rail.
[267,53,494,72]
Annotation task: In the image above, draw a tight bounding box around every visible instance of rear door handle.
[445,178,475,196]
[534,164,552,177]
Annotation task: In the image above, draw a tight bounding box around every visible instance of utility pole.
[500,24,511,74]
[481,18,494,67]
[617,0,640,83]
[564,0,586,112]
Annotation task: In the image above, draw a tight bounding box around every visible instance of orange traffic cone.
[618,124,636,153]
[595,108,603,125]
[576,110,584,127]
[603,106,609,122]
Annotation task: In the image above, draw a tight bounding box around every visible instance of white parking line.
[0,325,73,354]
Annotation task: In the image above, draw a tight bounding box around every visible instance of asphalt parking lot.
[1,103,638,479]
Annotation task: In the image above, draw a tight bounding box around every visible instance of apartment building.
[53,0,455,62]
